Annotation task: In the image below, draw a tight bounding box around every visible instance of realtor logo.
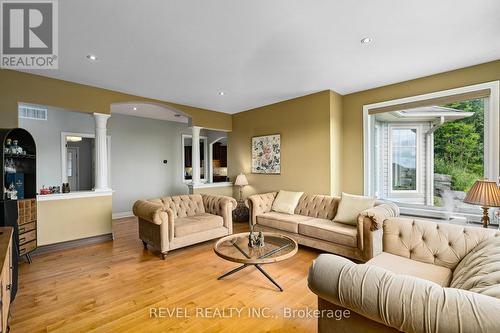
[1,0,58,69]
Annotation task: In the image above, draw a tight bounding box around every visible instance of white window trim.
[363,81,500,219]
[181,134,208,183]
[388,124,421,194]
[61,132,111,188]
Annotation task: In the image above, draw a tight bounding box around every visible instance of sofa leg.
[161,252,168,260]
[142,240,148,249]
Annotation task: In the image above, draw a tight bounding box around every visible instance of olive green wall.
[228,90,343,197]
[330,90,343,196]
[0,69,232,130]
[342,60,500,194]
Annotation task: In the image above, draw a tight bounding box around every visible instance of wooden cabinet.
[220,146,227,167]
[184,143,205,168]
[17,199,37,260]
[213,143,221,161]
[0,227,13,333]
[213,143,227,167]
[1,128,36,301]
[184,146,192,167]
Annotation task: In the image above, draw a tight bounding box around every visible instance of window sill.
[37,190,113,201]
[187,182,233,189]
[397,204,483,223]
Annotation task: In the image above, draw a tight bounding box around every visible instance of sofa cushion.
[294,194,339,219]
[334,192,375,226]
[298,219,357,248]
[272,190,304,214]
[367,252,452,287]
[175,213,223,237]
[450,236,500,299]
[256,212,311,233]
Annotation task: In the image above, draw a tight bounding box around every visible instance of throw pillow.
[334,192,376,225]
[272,190,304,215]
[450,236,500,299]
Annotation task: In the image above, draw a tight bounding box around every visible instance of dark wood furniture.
[232,201,249,223]
[0,227,13,332]
[17,199,37,259]
[0,128,37,301]
[213,143,227,167]
[213,176,228,182]
[184,142,205,168]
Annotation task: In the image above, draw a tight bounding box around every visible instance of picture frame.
[251,134,281,174]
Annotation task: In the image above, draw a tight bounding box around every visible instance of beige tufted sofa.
[247,192,399,262]
[133,194,236,259]
[308,217,500,333]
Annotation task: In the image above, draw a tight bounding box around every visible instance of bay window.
[363,81,499,223]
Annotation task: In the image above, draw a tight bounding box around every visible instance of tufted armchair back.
[294,194,339,219]
[160,194,206,218]
[201,194,236,216]
[383,217,500,270]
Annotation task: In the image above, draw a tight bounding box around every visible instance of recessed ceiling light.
[360,37,373,44]
[86,54,97,61]
[133,107,137,111]
[219,91,225,96]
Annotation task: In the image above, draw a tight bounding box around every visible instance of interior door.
[67,147,79,191]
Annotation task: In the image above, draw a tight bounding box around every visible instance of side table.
[232,200,249,223]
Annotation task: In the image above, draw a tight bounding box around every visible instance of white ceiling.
[111,103,189,123]
[25,0,500,114]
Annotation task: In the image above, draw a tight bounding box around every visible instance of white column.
[208,143,214,184]
[94,113,111,191]
[191,126,201,185]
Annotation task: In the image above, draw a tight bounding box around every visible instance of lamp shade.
[235,173,249,186]
[463,179,500,207]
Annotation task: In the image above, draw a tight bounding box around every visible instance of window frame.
[363,81,500,222]
[388,124,420,194]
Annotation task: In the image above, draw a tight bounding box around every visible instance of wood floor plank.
[10,217,322,332]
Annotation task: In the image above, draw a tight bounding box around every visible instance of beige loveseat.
[308,217,500,333]
[133,194,236,259]
[247,192,399,262]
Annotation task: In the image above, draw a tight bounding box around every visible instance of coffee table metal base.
[218,264,283,292]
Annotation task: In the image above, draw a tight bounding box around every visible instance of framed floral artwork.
[251,134,281,174]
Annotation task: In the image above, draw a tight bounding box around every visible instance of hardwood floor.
[10,218,322,332]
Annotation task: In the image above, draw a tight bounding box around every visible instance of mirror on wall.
[182,134,207,182]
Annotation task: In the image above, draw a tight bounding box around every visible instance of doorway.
[66,147,79,191]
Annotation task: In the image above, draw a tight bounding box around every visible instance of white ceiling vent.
[19,105,48,121]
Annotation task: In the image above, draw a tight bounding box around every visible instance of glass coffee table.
[214,232,298,291]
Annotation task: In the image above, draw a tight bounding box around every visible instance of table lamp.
[234,173,248,202]
[463,179,500,228]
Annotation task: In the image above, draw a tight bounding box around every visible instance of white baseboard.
[112,211,134,219]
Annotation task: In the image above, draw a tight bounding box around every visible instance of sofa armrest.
[359,202,400,231]
[357,202,399,261]
[133,200,171,225]
[308,254,500,333]
[247,192,278,226]
[201,194,237,232]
